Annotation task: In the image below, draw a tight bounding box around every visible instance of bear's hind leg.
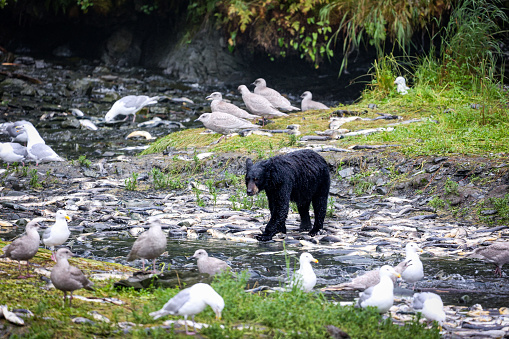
[297,200,312,231]
[309,194,328,237]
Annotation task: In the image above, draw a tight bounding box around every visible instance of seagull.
[0,142,27,168]
[400,242,424,289]
[206,92,260,120]
[43,210,71,261]
[150,283,224,335]
[412,292,446,325]
[356,265,401,313]
[300,91,329,111]
[237,85,288,120]
[1,121,28,143]
[289,252,319,292]
[252,78,299,111]
[16,123,64,165]
[0,221,40,278]
[468,242,509,277]
[50,248,94,307]
[104,95,159,123]
[321,261,409,291]
[195,112,259,143]
[192,249,230,276]
[394,76,410,95]
[127,216,167,273]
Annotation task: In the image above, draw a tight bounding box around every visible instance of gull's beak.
[206,95,213,100]
[215,311,221,320]
[418,248,424,253]
[395,273,401,278]
[65,216,71,221]
[313,259,319,263]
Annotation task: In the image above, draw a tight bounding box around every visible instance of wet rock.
[114,270,212,289]
[61,117,81,129]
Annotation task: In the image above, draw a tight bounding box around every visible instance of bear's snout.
[246,181,259,196]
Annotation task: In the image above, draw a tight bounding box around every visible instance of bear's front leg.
[256,189,290,241]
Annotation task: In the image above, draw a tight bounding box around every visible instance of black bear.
[245,149,330,241]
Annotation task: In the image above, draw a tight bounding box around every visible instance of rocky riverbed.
[1,148,508,337]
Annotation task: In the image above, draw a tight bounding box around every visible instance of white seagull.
[289,252,319,292]
[17,123,64,165]
[412,292,446,325]
[394,76,410,95]
[43,210,71,261]
[104,95,159,123]
[400,242,424,289]
[150,283,224,335]
[356,265,401,313]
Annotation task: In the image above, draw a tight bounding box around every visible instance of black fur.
[245,149,330,241]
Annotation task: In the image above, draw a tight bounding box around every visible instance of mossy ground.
[0,244,440,338]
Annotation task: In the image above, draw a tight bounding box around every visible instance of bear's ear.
[246,158,253,171]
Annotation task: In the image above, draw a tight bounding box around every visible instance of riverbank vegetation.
[0,244,439,337]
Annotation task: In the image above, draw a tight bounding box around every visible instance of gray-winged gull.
[412,292,446,325]
[192,249,230,276]
[252,78,299,111]
[17,123,64,165]
[237,85,288,119]
[0,142,27,167]
[150,283,224,335]
[289,252,319,292]
[104,95,159,123]
[469,241,509,277]
[195,112,260,142]
[400,242,424,289]
[127,216,167,273]
[355,265,400,313]
[394,76,410,95]
[1,121,29,143]
[300,91,329,111]
[322,260,408,291]
[0,221,40,278]
[50,248,94,306]
[206,92,260,120]
[43,210,71,261]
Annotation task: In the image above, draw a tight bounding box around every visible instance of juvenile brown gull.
[206,92,260,120]
[300,91,329,111]
[195,112,260,141]
[400,242,424,289]
[469,241,509,277]
[252,78,299,111]
[237,85,288,119]
[150,283,224,335]
[289,252,319,292]
[50,248,94,306]
[127,216,167,273]
[355,265,400,313]
[0,142,27,167]
[43,210,71,261]
[192,249,230,276]
[104,95,159,123]
[17,123,64,165]
[0,221,40,278]
[412,292,446,325]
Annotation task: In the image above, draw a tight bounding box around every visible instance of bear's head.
[245,158,266,196]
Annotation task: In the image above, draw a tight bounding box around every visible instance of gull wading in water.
[399,242,424,289]
[192,249,230,276]
[150,283,224,335]
[104,95,160,123]
[289,252,319,292]
[126,216,167,273]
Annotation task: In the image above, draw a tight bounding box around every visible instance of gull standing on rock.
[238,85,288,119]
[300,91,329,111]
[206,92,260,120]
[289,252,319,292]
[0,142,27,168]
[252,78,299,111]
[192,249,230,276]
[43,210,71,261]
[0,221,41,278]
[104,95,159,123]
[400,242,424,289]
[50,248,94,307]
[356,265,401,313]
[395,76,410,95]
[17,123,64,165]
[412,292,446,325]
[127,216,167,273]
[469,242,509,277]
[150,283,224,335]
